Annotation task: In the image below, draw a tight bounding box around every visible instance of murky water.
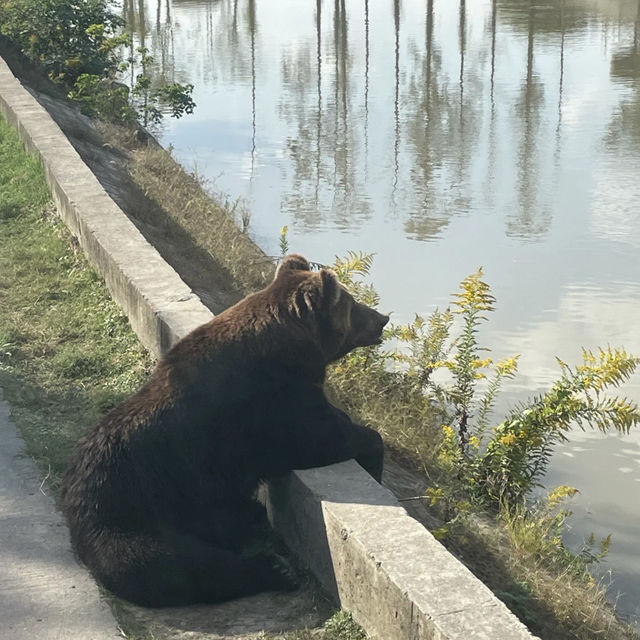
[127,0,640,623]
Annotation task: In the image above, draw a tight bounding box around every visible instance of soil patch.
[33,88,242,313]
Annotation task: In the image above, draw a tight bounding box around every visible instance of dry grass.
[97,122,275,297]
[444,514,638,640]
[130,146,274,293]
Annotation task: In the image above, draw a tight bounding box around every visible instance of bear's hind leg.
[90,532,295,607]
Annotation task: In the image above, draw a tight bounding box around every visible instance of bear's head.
[273,254,389,363]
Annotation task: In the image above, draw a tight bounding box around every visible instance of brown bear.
[61,254,388,607]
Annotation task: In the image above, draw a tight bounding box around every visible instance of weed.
[329,257,639,510]
[322,611,367,640]
[280,225,290,256]
[327,253,639,640]
[251,610,367,640]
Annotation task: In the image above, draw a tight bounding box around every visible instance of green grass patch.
[0,115,152,491]
[248,611,367,640]
[0,119,48,219]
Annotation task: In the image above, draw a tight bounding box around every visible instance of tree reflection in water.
[124,0,639,244]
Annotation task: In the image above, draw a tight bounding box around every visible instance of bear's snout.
[351,305,389,347]
[373,312,389,343]
[377,312,390,328]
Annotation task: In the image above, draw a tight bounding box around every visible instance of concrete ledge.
[0,56,213,357]
[0,55,538,639]
[264,461,538,640]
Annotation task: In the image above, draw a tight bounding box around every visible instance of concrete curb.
[265,462,538,640]
[0,55,539,639]
[0,393,120,639]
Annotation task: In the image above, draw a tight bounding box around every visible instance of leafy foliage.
[0,0,125,84]
[279,225,289,256]
[326,255,640,638]
[322,611,367,640]
[129,46,195,126]
[0,0,195,126]
[447,269,496,450]
[68,73,137,125]
[476,347,640,504]
[332,252,379,307]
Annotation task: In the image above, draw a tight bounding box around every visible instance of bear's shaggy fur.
[61,254,388,607]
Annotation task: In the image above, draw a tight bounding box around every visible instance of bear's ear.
[275,254,311,279]
[320,268,342,308]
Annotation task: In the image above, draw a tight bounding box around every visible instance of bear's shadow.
[114,579,333,639]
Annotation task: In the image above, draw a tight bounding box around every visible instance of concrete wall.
[0,57,213,358]
[0,55,539,640]
[264,463,537,640]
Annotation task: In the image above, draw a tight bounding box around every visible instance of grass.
[97,121,275,295]
[0,115,152,493]
[129,143,274,291]
[254,611,367,640]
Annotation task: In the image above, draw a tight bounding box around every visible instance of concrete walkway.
[0,390,120,640]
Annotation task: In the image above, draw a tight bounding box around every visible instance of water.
[127,0,640,623]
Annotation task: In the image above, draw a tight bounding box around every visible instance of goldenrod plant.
[329,256,640,511]
[326,256,640,639]
[475,347,639,505]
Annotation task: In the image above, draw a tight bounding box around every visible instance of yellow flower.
[472,357,493,369]
[426,487,443,506]
[499,432,517,447]
[442,424,455,440]
[433,526,449,541]
[546,485,578,508]
[496,356,519,376]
